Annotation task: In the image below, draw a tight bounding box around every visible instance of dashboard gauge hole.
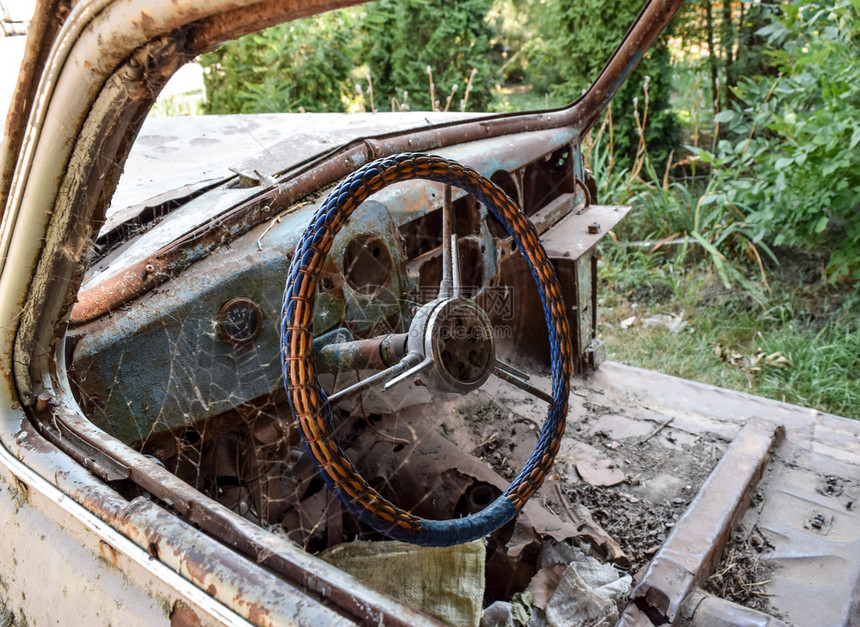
[343,234,393,295]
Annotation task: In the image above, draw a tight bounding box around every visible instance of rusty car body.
[1,0,858,625]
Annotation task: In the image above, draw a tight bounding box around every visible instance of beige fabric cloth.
[319,539,486,626]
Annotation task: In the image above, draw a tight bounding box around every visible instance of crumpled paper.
[529,542,632,626]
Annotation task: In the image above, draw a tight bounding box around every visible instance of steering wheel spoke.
[381,356,434,392]
[327,352,424,404]
[450,234,463,299]
[493,360,554,404]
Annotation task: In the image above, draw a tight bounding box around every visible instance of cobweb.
[69,229,553,563]
[64,185,726,617]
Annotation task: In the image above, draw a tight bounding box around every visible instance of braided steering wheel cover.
[281,153,572,546]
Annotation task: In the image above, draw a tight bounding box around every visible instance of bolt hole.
[461,483,500,514]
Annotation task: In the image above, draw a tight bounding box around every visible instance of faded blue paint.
[72,128,582,445]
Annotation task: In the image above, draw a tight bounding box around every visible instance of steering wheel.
[281,153,571,547]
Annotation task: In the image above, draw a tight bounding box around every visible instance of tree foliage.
[201,10,359,114]
[701,0,860,279]
[361,0,496,112]
[528,0,681,168]
[672,0,776,123]
[200,1,497,115]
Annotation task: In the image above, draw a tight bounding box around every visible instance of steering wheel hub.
[408,298,496,394]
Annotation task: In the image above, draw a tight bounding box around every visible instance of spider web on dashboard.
[68,274,549,555]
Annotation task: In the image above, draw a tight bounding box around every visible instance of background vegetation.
[196,0,859,418]
[528,0,681,168]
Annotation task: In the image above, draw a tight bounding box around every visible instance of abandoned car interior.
[0,0,858,625]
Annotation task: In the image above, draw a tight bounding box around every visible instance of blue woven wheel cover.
[281,153,572,547]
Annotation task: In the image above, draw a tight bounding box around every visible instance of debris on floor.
[575,458,626,487]
[641,312,687,334]
[481,542,632,627]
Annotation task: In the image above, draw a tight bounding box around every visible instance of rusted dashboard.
[67,120,621,451]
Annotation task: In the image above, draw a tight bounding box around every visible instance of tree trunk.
[721,0,735,110]
[704,0,720,120]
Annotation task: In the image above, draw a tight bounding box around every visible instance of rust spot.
[147,541,159,559]
[34,391,52,413]
[180,542,215,587]
[55,2,70,21]
[98,540,119,568]
[206,584,217,597]
[248,604,272,626]
[170,600,202,627]
[13,477,29,502]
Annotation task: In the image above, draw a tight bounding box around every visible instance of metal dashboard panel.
[107,111,483,225]
[70,127,579,445]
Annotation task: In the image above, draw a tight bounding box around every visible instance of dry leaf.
[526,564,566,610]
[576,459,626,487]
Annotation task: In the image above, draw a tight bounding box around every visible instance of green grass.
[597,246,860,419]
[577,46,859,421]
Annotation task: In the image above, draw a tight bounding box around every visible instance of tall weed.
[586,79,773,302]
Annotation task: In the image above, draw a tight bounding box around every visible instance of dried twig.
[640,416,674,443]
[476,431,498,449]
[426,66,436,112]
[256,201,311,249]
[553,480,579,524]
[354,83,365,112]
[365,70,375,113]
[460,68,478,112]
[443,83,458,112]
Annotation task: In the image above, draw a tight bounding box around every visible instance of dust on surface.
[456,399,539,481]
[563,401,721,574]
[453,391,724,576]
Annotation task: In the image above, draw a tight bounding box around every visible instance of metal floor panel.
[579,362,860,627]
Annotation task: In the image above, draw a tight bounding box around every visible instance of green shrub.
[361,0,497,112]
[702,0,860,280]
[200,1,497,114]
[201,10,360,114]
[528,0,681,169]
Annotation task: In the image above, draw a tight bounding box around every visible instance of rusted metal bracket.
[618,418,785,626]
